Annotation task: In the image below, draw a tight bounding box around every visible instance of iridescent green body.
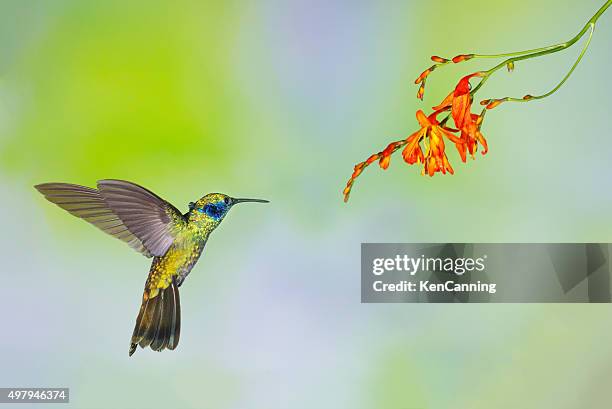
[146,194,225,299]
[146,231,206,299]
[34,181,267,356]
[130,192,244,355]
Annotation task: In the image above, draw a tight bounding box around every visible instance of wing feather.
[36,180,185,257]
[96,179,184,257]
[35,183,152,257]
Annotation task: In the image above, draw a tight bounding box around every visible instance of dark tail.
[129,278,181,356]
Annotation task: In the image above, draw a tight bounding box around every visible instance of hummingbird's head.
[187,193,269,225]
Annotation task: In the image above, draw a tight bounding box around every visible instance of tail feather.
[150,290,169,351]
[129,278,181,356]
[168,281,181,350]
[137,296,159,349]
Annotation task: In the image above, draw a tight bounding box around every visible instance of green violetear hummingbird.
[34,180,268,356]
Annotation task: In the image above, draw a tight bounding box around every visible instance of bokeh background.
[0,0,611,408]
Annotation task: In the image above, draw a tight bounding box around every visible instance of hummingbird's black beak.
[231,198,270,205]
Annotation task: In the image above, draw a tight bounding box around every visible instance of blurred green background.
[1,0,611,408]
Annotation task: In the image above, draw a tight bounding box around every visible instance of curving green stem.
[505,24,594,103]
[470,0,610,99]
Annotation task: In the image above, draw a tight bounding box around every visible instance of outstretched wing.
[96,179,184,257]
[35,180,185,257]
[35,183,154,257]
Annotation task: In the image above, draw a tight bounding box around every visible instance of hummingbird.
[34,179,268,356]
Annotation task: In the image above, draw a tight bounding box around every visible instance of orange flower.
[342,108,465,202]
[433,72,484,128]
[432,72,488,160]
[402,110,462,176]
[401,129,425,165]
[455,114,488,161]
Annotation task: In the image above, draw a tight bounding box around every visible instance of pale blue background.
[0,1,611,408]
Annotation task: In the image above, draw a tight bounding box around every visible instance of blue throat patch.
[199,202,227,220]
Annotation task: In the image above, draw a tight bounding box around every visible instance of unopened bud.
[523,94,534,100]
[417,82,425,100]
[486,99,505,109]
[379,154,391,169]
[431,55,449,63]
[365,154,378,165]
[506,61,515,72]
[452,54,474,63]
[414,65,435,84]
[479,99,491,106]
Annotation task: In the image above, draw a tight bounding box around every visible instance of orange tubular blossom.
[432,72,489,159]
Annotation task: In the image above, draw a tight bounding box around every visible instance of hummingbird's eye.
[223,197,230,205]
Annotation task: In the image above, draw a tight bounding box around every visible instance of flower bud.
[452,54,474,63]
[350,166,363,179]
[431,55,449,63]
[365,154,378,165]
[506,61,515,72]
[417,82,425,100]
[379,155,391,169]
[523,94,534,100]
[486,99,505,109]
[414,65,435,84]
